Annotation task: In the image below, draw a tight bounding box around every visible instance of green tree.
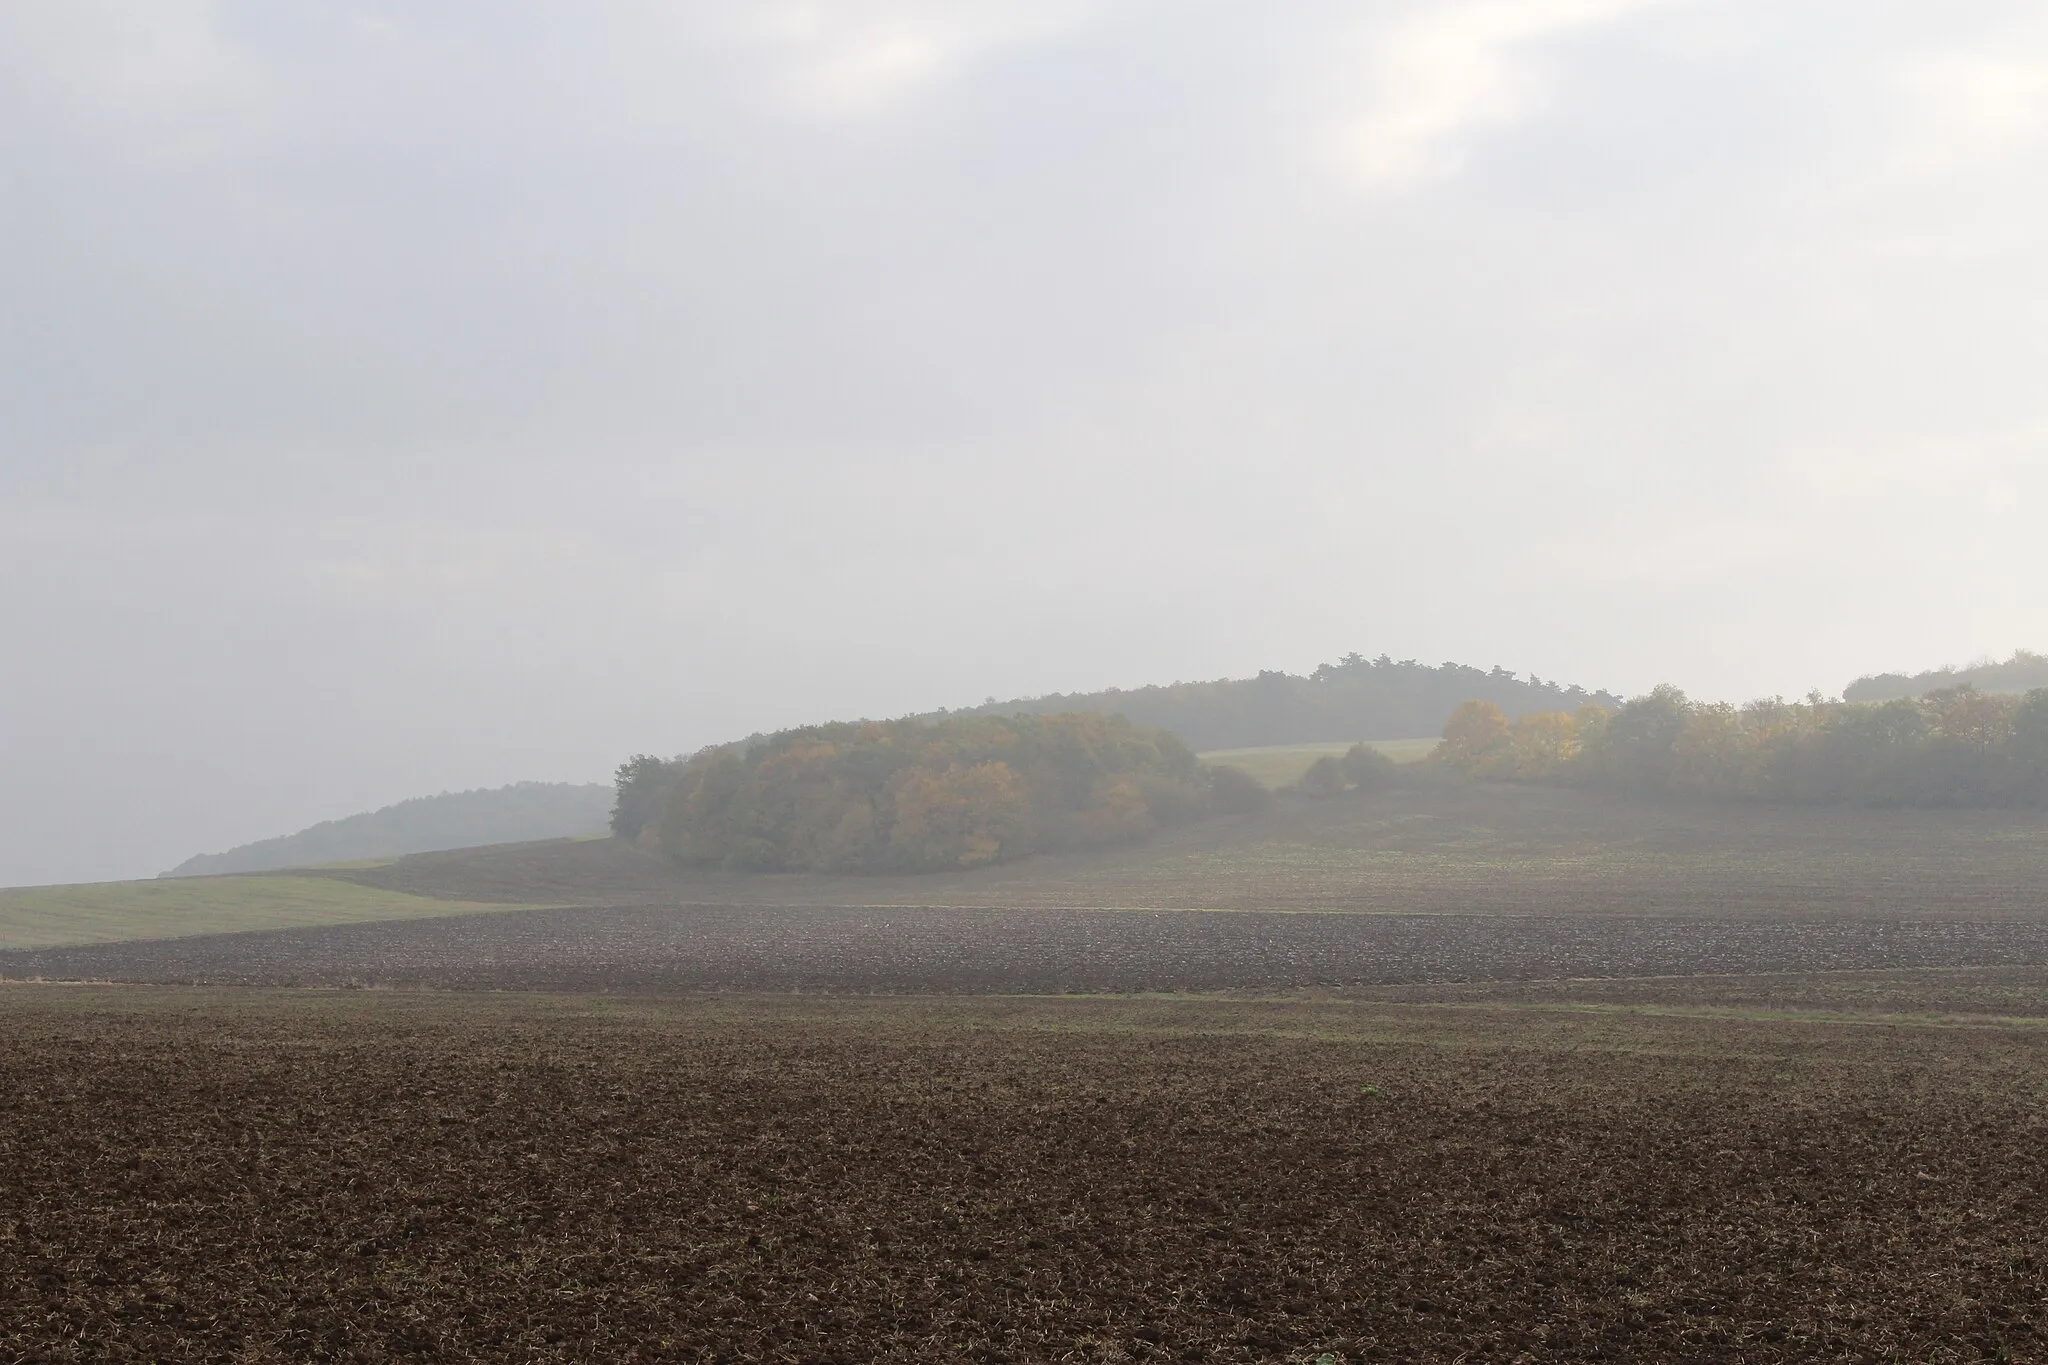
[1297,755,1348,798]
[1341,742,1398,789]
[1207,764,1271,814]
[1583,685,1690,790]
[610,755,681,841]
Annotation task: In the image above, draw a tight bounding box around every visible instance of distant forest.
[165,782,613,877]
[926,654,1619,751]
[612,713,1264,874]
[1433,685,2048,807]
[1846,651,2048,702]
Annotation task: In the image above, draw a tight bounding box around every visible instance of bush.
[1340,742,1399,789]
[1297,755,1348,798]
[1206,764,1271,814]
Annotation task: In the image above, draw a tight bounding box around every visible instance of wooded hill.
[922,653,1619,751]
[612,713,1264,874]
[1846,650,2048,702]
[164,782,613,877]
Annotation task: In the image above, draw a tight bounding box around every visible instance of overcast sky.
[4,1,2046,885]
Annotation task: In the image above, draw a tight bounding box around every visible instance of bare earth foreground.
[2,987,2045,1363]
[2,784,2046,1361]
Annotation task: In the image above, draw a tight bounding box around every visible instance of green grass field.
[0,876,518,951]
[1199,737,1435,787]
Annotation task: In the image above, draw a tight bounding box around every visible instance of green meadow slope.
[1198,738,1435,787]
[0,876,517,951]
[164,782,612,877]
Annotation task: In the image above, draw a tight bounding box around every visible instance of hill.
[1846,650,2048,702]
[925,653,1618,751]
[163,782,612,877]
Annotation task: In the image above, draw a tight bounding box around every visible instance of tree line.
[1434,685,2048,806]
[611,712,1270,874]
[927,653,1620,751]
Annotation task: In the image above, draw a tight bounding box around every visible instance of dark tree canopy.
[925,653,1618,751]
[610,755,683,841]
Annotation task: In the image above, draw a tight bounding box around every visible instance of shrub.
[1340,742,1399,789]
[1206,764,1271,814]
[1297,755,1348,798]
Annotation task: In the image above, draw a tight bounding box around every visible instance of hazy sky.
[4,1,2046,885]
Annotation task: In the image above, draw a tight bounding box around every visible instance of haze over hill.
[144,655,1591,887]
[932,654,1616,752]
[164,783,612,878]
[142,648,2040,886]
[1847,651,2048,703]
[8,4,2046,889]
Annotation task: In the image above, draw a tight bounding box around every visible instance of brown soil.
[10,904,2048,995]
[1,987,2043,1363]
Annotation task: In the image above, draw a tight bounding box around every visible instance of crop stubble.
[0,988,2043,1363]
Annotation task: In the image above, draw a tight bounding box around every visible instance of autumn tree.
[1435,700,1512,776]
[889,761,1030,868]
[1506,711,1579,780]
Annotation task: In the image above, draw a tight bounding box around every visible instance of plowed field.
[9,904,2048,993]
[2,987,2044,1363]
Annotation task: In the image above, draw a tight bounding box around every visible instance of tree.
[1207,764,1271,814]
[2014,690,2048,800]
[1506,711,1580,780]
[1925,686,2017,748]
[1435,700,1512,776]
[610,755,680,840]
[888,761,1030,869]
[1297,755,1348,798]
[1583,685,1690,790]
[1340,742,1398,789]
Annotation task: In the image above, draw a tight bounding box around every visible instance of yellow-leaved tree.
[1506,710,1579,779]
[888,761,1031,869]
[1435,700,1513,776]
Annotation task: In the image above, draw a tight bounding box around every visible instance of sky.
[3,0,2046,885]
